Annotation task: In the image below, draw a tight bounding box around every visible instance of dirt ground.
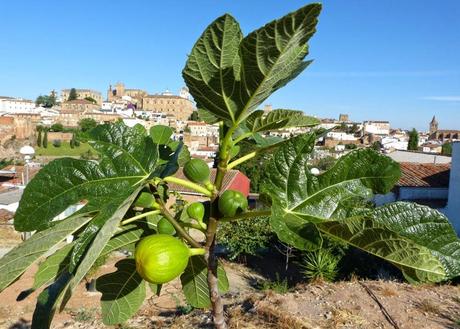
[0,254,459,329]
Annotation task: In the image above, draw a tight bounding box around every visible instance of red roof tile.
[169,168,250,196]
[397,162,450,188]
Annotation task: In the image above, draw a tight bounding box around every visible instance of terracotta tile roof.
[169,168,244,195]
[397,162,450,188]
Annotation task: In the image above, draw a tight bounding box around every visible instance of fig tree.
[135,234,205,284]
[218,189,248,217]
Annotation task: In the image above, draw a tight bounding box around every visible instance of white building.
[327,131,357,142]
[0,97,36,114]
[363,120,390,136]
[375,142,460,234]
[381,136,408,151]
[187,121,219,137]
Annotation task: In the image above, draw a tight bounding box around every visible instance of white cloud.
[421,96,460,102]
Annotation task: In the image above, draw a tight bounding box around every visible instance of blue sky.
[0,0,459,131]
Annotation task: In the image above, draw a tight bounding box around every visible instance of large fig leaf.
[183,4,321,124]
[32,224,147,293]
[263,134,400,225]
[60,189,142,310]
[0,213,92,293]
[31,272,72,329]
[318,217,446,282]
[246,109,319,133]
[15,123,160,232]
[183,14,243,123]
[371,202,460,280]
[180,256,229,308]
[96,259,146,325]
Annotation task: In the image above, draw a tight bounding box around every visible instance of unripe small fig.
[218,189,248,217]
[186,202,205,222]
[157,218,176,235]
[134,192,159,209]
[183,159,211,185]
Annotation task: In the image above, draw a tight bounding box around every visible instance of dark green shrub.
[52,139,61,147]
[219,216,273,260]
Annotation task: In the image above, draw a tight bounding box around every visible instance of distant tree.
[350,123,359,134]
[189,111,199,121]
[371,141,382,151]
[35,96,44,107]
[51,123,64,132]
[68,88,78,101]
[43,130,48,148]
[36,94,57,108]
[36,129,42,147]
[408,128,419,151]
[338,122,347,132]
[442,142,452,156]
[84,96,97,104]
[78,118,97,132]
[345,143,357,150]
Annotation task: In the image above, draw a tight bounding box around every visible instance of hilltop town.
[0,85,458,165]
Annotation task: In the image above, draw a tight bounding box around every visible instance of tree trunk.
[206,238,227,329]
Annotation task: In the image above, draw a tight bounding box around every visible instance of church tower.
[429,116,438,134]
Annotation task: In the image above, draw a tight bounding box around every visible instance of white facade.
[363,121,390,136]
[327,131,357,141]
[0,97,36,114]
[188,122,219,137]
[381,136,408,151]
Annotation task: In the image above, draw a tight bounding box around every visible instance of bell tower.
[429,116,438,135]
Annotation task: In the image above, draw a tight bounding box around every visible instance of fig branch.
[152,190,201,249]
[120,209,161,226]
[163,176,213,197]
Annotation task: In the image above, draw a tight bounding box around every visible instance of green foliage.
[37,129,42,147]
[3,4,460,329]
[68,88,78,101]
[408,128,419,151]
[442,142,452,155]
[51,123,64,132]
[219,216,273,260]
[300,248,340,282]
[35,94,57,108]
[78,118,98,132]
[183,3,321,126]
[345,143,357,150]
[96,259,145,325]
[259,273,289,294]
[180,257,229,308]
[371,140,382,151]
[188,111,199,121]
[73,308,96,323]
[262,135,460,283]
[43,130,48,148]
